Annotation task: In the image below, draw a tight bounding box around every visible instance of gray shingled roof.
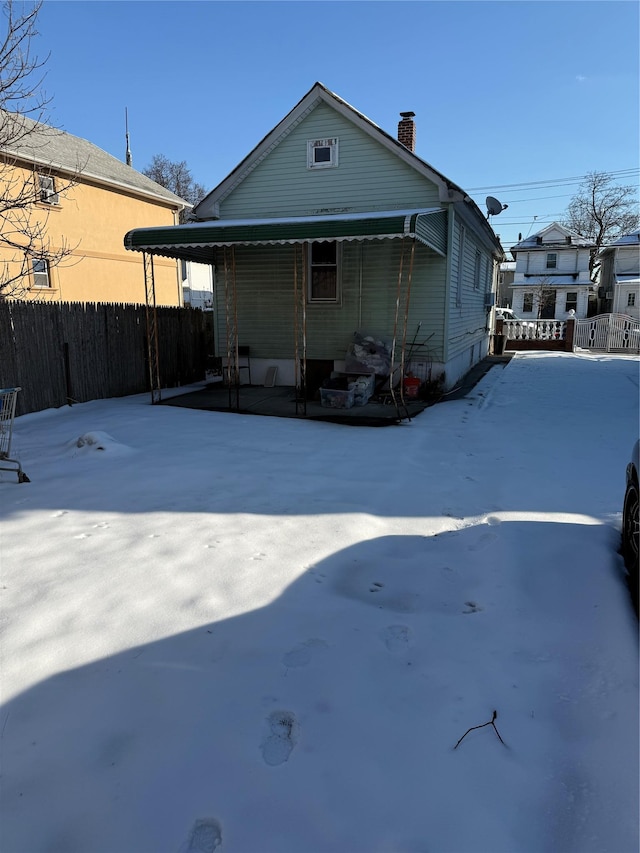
[511,221,595,251]
[0,111,188,208]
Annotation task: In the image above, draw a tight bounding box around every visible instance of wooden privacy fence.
[0,301,212,416]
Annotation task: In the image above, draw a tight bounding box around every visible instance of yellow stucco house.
[0,112,189,305]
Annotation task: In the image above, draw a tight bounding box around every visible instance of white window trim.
[32,257,51,288]
[38,173,59,205]
[474,250,481,290]
[307,138,339,170]
[546,252,557,270]
[307,241,341,304]
[565,291,578,312]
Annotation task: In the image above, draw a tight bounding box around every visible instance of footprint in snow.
[260,711,299,766]
[183,818,222,853]
[381,624,414,653]
[282,638,327,668]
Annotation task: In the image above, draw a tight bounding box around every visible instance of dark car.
[622,440,639,606]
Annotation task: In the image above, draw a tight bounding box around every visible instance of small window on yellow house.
[32,258,51,288]
[38,174,59,204]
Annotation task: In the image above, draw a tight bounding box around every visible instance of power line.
[466,168,639,193]
[497,193,575,204]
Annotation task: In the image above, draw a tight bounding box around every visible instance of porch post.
[143,252,162,404]
[293,244,307,416]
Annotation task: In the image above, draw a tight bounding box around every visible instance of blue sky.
[36,0,639,252]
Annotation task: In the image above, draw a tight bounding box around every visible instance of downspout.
[358,241,363,328]
[173,207,183,305]
[442,203,455,367]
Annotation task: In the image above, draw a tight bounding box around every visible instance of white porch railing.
[574,314,640,352]
[502,319,567,341]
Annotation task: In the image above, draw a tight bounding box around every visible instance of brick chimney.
[398,111,416,152]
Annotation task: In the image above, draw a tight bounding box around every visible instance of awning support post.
[143,251,161,404]
[294,245,307,416]
[223,246,241,411]
[389,238,415,422]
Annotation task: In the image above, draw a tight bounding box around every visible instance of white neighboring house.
[497,260,515,307]
[181,260,214,311]
[510,222,595,319]
[597,230,640,320]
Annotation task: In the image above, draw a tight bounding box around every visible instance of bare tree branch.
[0,0,77,300]
[143,153,208,221]
[453,710,507,750]
[562,171,640,281]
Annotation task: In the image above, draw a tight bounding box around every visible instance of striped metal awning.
[123,208,447,263]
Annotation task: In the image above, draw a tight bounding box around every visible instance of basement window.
[307,138,339,170]
[308,241,339,302]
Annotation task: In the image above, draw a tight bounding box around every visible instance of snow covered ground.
[0,351,638,853]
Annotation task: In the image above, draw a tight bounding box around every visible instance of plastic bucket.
[403,376,421,399]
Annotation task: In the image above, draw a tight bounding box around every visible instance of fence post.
[565,318,575,352]
[492,318,506,355]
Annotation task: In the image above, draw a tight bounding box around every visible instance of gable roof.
[192,82,499,249]
[0,110,188,209]
[511,221,595,252]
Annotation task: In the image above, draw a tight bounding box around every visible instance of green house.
[125,83,503,397]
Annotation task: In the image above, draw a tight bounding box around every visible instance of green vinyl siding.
[415,210,447,256]
[219,102,441,220]
[447,216,493,360]
[214,240,448,361]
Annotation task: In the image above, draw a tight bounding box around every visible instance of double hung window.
[308,241,339,302]
[32,258,51,288]
[38,174,59,204]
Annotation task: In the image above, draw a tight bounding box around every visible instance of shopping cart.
[0,387,29,483]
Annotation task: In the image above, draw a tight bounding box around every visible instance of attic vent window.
[307,138,338,170]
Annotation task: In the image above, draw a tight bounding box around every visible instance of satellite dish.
[486,196,508,219]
